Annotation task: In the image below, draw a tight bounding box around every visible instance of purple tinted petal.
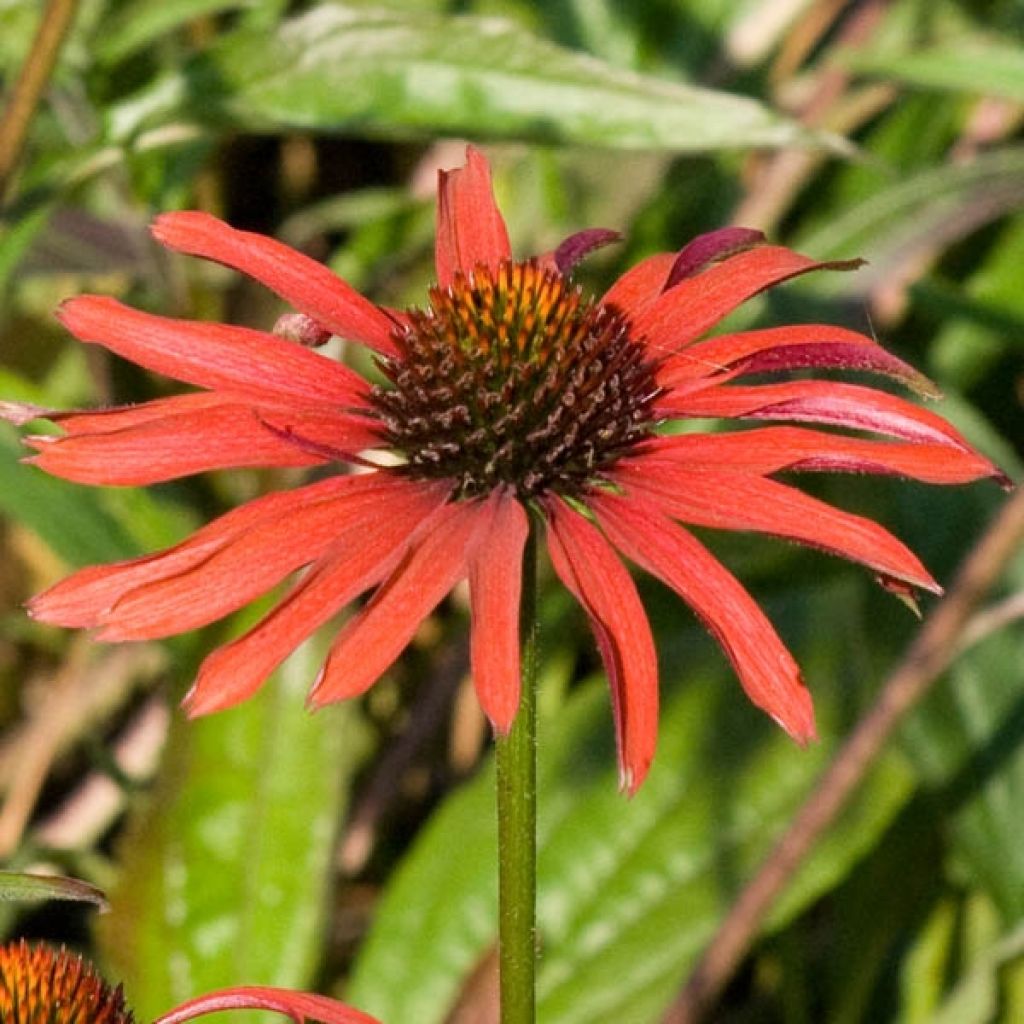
[553,228,622,273]
[664,227,766,290]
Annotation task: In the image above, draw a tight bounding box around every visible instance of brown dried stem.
[0,0,80,198]
[664,486,1024,1024]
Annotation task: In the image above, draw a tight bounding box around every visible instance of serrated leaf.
[96,636,371,1023]
[0,871,108,910]
[109,4,825,153]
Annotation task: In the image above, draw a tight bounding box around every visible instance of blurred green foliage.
[0,1,1021,1021]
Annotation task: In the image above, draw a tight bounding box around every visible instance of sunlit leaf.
[97,635,372,1022]
[108,4,826,152]
[845,40,1024,103]
[0,871,108,911]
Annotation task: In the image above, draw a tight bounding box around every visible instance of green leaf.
[844,40,1024,103]
[0,871,108,910]
[926,919,1024,1024]
[927,214,1024,388]
[96,635,371,1022]
[110,4,825,153]
[0,428,141,566]
[896,502,1024,926]
[94,0,258,65]
[901,618,1024,923]
[794,147,1024,296]
[348,582,914,1023]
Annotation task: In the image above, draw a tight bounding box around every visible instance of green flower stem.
[495,518,539,1024]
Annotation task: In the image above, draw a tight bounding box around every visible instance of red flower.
[0,939,381,1024]
[5,147,1006,792]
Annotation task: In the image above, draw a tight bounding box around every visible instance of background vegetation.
[1,0,1022,1021]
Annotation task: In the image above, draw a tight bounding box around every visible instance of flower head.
[6,147,1006,792]
[0,940,380,1024]
[0,940,134,1024]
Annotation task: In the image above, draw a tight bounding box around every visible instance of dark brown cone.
[372,260,659,499]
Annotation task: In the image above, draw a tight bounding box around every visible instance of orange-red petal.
[592,492,816,743]
[309,499,486,706]
[151,211,397,356]
[545,497,658,794]
[614,461,940,593]
[434,145,512,289]
[58,296,370,409]
[28,474,370,628]
[153,986,381,1024]
[658,379,977,448]
[25,397,377,485]
[634,246,862,355]
[185,482,448,715]
[630,427,1006,486]
[600,251,675,314]
[467,490,529,731]
[96,475,433,640]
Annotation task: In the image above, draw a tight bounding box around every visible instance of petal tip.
[772,691,817,746]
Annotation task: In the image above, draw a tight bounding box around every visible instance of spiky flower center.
[0,941,135,1024]
[371,260,659,499]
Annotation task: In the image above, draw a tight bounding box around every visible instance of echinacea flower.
[4,146,1006,792]
[0,940,380,1024]
[0,940,134,1024]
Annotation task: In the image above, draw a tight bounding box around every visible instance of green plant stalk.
[495,520,539,1024]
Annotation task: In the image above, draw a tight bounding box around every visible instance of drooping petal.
[614,461,940,593]
[541,228,621,275]
[467,490,529,731]
[657,380,977,449]
[600,251,675,313]
[29,474,373,628]
[592,492,816,743]
[38,391,234,436]
[663,227,766,289]
[185,483,449,715]
[629,427,1007,486]
[97,475,439,640]
[634,246,864,355]
[25,398,378,485]
[151,211,398,356]
[58,296,371,409]
[435,145,512,288]
[153,986,382,1024]
[658,324,939,397]
[309,499,487,706]
[545,497,658,794]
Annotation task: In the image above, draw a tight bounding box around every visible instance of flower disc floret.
[0,941,134,1024]
[372,260,659,499]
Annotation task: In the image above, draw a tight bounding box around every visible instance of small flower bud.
[272,312,333,347]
